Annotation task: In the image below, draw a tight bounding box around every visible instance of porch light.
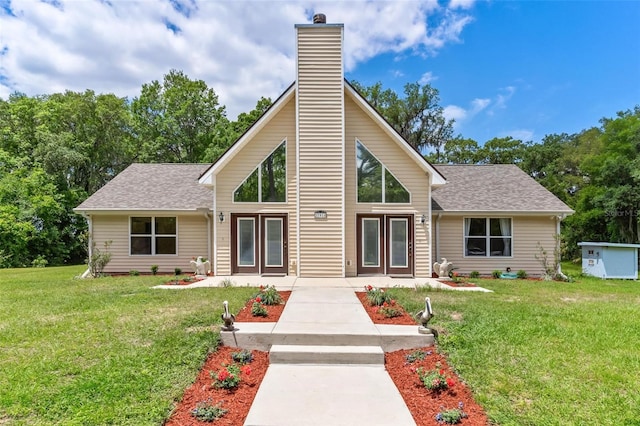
[218,212,225,223]
[421,215,426,224]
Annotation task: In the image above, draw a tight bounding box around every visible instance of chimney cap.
[313,13,326,24]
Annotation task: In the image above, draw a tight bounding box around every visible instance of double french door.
[356,214,413,276]
[231,214,288,275]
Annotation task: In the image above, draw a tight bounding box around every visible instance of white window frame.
[233,140,287,204]
[463,217,513,258]
[355,139,411,204]
[129,216,178,256]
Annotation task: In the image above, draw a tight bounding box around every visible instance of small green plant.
[31,256,48,268]
[231,349,254,364]
[129,270,140,276]
[220,277,235,287]
[190,399,227,422]
[211,363,251,390]
[492,270,502,279]
[417,366,455,391]
[469,270,480,279]
[253,285,282,305]
[88,241,112,278]
[251,298,268,317]
[517,269,527,279]
[150,265,159,275]
[375,301,402,318]
[436,402,468,424]
[405,349,431,363]
[174,267,182,276]
[364,285,392,306]
[449,271,463,283]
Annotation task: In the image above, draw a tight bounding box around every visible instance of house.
[74,14,573,278]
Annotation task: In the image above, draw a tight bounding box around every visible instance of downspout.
[555,214,568,280]
[435,213,442,268]
[212,185,218,276]
[204,210,211,273]
[81,212,92,278]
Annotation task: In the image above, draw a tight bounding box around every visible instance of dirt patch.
[355,292,417,325]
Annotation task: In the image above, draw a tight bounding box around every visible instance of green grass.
[390,263,640,426]
[0,266,255,425]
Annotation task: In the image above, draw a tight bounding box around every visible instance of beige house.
[75,15,573,278]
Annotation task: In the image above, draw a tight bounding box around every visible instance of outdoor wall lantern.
[421,214,427,224]
[218,212,225,223]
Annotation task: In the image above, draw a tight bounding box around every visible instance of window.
[464,218,511,257]
[130,217,177,255]
[234,141,286,202]
[356,140,409,203]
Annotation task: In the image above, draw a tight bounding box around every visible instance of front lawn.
[390,264,640,425]
[0,266,255,425]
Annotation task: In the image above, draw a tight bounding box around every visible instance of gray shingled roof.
[432,164,573,213]
[75,163,212,211]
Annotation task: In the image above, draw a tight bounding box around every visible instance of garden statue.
[433,258,453,278]
[221,300,236,331]
[190,256,210,276]
[416,297,436,336]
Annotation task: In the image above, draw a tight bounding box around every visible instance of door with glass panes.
[356,214,413,276]
[231,214,288,275]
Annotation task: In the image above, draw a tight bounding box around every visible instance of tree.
[476,136,527,164]
[132,70,228,163]
[431,137,481,164]
[350,81,454,154]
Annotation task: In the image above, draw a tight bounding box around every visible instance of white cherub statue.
[190,256,210,276]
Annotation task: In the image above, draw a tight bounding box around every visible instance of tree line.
[0,70,637,267]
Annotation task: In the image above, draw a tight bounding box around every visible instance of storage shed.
[578,242,640,279]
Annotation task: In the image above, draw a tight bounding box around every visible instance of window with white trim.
[464,218,512,257]
[234,141,286,202]
[356,140,410,203]
[130,217,177,255]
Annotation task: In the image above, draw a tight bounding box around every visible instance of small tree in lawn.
[88,241,112,278]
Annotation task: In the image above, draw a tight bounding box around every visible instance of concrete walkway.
[241,287,418,426]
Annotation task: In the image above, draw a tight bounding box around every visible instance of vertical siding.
[344,94,432,277]
[92,214,208,274]
[297,25,344,277]
[435,215,557,276]
[214,98,297,276]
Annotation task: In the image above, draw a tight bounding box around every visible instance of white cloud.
[443,105,467,121]
[500,129,534,141]
[0,0,475,118]
[449,0,476,10]
[418,71,437,85]
[443,97,489,124]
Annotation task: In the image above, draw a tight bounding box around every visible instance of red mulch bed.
[355,291,416,325]
[165,346,269,426]
[386,348,489,425]
[234,291,291,322]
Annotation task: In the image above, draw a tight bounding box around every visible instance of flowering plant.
[416,367,455,391]
[211,364,251,390]
[251,297,268,317]
[364,285,392,306]
[253,285,282,305]
[373,300,402,318]
[435,402,468,424]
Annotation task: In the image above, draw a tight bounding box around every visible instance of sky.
[1,0,638,145]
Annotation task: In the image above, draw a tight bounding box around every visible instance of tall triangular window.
[356,140,410,203]
[234,141,286,202]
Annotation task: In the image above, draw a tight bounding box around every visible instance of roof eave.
[432,210,574,217]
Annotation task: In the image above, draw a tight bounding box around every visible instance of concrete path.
[242,287,418,426]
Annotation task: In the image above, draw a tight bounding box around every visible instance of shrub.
[469,271,480,279]
[211,363,251,390]
[220,278,235,287]
[517,269,527,279]
[405,349,431,363]
[150,265,159,275]
[417,367,455,391]
[191,399,227,422]
[253,285,282,305]
[231,349,254,364]
[364,285,392,306]
[31,256,48,268]
[491,270,502,279]
[375,300,402,318]
[129,270,140,276]
[436,403,468,424]
[174,267,182,276]
[88,241,112,278]
[251,299,268,317]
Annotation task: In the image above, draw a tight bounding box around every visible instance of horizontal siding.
[435,215,557,276]
[297,25,344,277]
[215,98,297,276]
[92,214,208,274]
[344,94,432,277]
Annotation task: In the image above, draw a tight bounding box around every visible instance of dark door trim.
[356,214,385,275]
[385,215,414,276]
[260,214,288,275]
[231,214,259,274]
